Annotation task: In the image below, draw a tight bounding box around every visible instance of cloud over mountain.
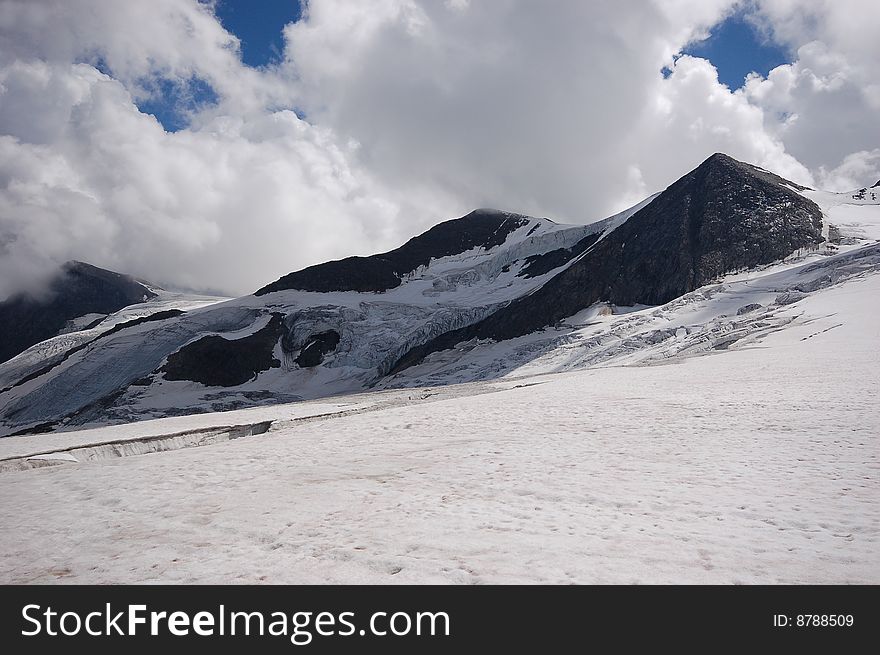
[0,0,877,298]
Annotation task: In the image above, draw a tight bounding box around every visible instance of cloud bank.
[0,0,877,298]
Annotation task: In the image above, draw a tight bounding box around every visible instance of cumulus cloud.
[0,0,405,297]
[0,59,401,296]
[814,149,880,191]
[282,0,878,213]
[283,0,746,221]
[0,0,275,111]
[622,53,814,197]
[0,0,877,299]
[743,0,880,176]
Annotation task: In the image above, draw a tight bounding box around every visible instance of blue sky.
[214,0,303,67]
[139,2,792,132]
[135,77,220,132]
[139,0,303,130]
[682,13,790,88]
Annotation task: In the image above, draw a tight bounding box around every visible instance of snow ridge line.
[0,420,274,474]
[0,385,506,474]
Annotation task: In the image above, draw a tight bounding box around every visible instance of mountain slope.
[0,153,874,437]
[390,153,823,369]
[1,257,877,583]
[0,210,601,435]
[256,209,533,294]
[0,261,156,365]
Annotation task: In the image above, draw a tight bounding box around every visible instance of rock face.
[498,153,820,321]
[256,209,529,294]
[516,233,601,278]
[162,314,284,387]
[0,261,155,364]
[392,153,824,367]
[293,330,341,368]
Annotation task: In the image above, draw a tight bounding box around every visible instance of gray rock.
[775,291,808,306]
[736,303,762,315]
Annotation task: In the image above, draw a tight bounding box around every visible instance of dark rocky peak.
[701,152,812,191]
[255,209,531,296]
[392,152,825,369]
[388,209,531,273]
[0,261,155,364]
[53,260,155,308]
[872,179,879,188]
[488,152,823,334]
[61,260,154,291]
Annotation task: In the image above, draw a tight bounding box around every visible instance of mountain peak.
[0,261,155,364]
[391,152,825,358]
[256,209,532,295]
[466,207,506,216]
[62,260,118,277]
[695,152,811,192]
[703,152,736,164]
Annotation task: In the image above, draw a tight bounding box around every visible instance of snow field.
[0,272,876,583]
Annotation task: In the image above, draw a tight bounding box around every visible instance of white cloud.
[0,0,877,299]
[0,0,416,298]
[283,0,877,213]
[815,149,880,191]
[743,40,879,172]
[284,0,743,222]
[0,58,402,297]
[742,0,880,175]
[1,0,249,100]
[618,54,814,199]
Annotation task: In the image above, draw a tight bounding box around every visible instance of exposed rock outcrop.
[391,153,824,369]
[162,314,284,387]
[0,261,155,364]
[255,210,529,295]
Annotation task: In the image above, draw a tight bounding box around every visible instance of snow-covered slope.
[802,187,880,242]
[1,155,878,584]
[0,250,876,583]
[0,209,617,435]
[383,234,880,388]
[0,261,159,365]
[0,289,227,395]
[0,153,875,438]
